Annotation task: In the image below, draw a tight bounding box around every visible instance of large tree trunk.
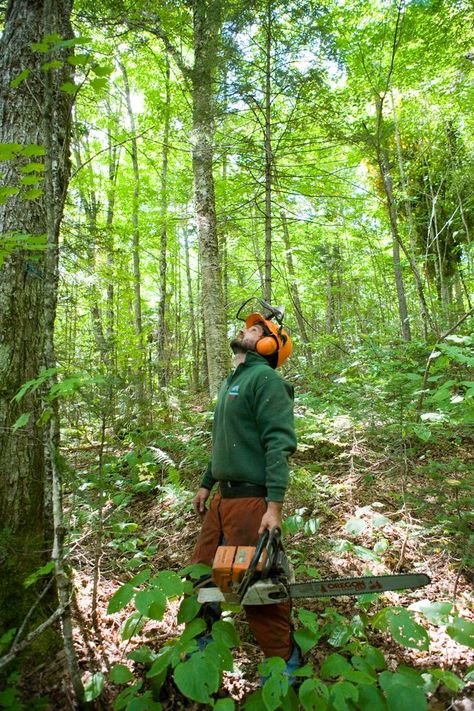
[192,0,229,395]
[0,0,73,635]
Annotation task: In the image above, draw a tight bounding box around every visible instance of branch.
[416,307,474,417]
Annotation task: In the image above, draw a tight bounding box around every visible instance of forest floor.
[24,412,474,710]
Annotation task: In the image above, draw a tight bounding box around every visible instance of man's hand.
[193,487,210,517]
[258,501,283,534]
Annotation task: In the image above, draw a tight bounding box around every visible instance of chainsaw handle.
[260,526,282,579]
[237,529,270,598]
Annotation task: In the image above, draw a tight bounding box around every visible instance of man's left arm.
[254,374,297,532]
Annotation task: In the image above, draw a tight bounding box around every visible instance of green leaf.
[373,538,389,555]
[211,620,239,648]
[263,673,288,711]
[110,664,134,684]
[22,188,44,201]
[128,646,156,664]
[294,628,320,655]
[373,608,429,651]
[84,672,104,702]
[10,69,30,88]
[150,570,183,597]
[320,653,352,679]
[363,645,386,670]
[12,413,31,432]
[92,64,114,76]
[23,560,54,588]
[67,54,90,66]
[107,583,134,614]
[90,77,107,92]
[20,175,44,185]
[329,680,358,711]
[0,187,20,203]
[30,42,51,52]
[180,618,207,645]
[113,681,143,710]
[41,60,63,71]
[352,545,380,561]
[177,595,200,624]
[129,569,151,587]
[121,611,145,641]
[20,144,46,157]
[20,162,45,173]
[385,684,427,711]
[344,518,366,535]
[214,699,236,711]
[298,608,319,634]
[430,669,464,692]
[408,600,452,625]
[173,653,220,704]
[204,641,234,673]
[179,563,211,579]
[299,678,329,711]
[412,424,431,442]
[135,589,166,620]
[373,514,390,528]
[447,617,474,648]
[358,684,386,710]
[147,647,173,679]
[126,691,161,710]
[60,81,77,94]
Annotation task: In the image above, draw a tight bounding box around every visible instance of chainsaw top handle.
[237,526,282,598]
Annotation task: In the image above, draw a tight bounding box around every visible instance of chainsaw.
[197,527,430,605]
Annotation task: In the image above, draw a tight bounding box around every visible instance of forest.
[0,0,473,708]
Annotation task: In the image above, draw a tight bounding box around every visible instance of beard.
[230,337,254,355]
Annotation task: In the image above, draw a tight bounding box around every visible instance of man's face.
[230,322,265,355]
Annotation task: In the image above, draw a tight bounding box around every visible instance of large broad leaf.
[177,595,200,624]
[320,653,352,679]
[408,600,452,625]
[204,641,234,672]
[214,699,236,711]
[294,628,320,655]
[447,617,474,648]
[262,675,288,711]
[385,684,427,711]
[298,608,319,634]
[329,681,358,711]
[173,652,220,704]
[299,678,329,711]
[84,672,104,702]
[212,620,240,648]
[109,664,133,684]
[150,570,183,597]
[429,669,465,692]
[373,608,429,651]
[357,684,386,710]
[344,518,366,535]
[107,583,134,614]
[135,588,166,620]
[121,611,145,641]
[147,647,174,679]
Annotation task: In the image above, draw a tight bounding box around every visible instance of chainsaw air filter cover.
[212,545,266,592]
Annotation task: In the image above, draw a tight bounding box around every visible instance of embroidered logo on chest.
[228,385,240,400]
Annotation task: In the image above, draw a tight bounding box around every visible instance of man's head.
[230,312,292,368]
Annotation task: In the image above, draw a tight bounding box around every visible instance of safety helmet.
[236,298,292,369]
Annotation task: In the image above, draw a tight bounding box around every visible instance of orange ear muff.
[256,335,278,356]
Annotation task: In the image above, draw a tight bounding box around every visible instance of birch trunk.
[157,57,171,389]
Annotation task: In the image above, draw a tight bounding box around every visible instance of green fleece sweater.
[200,351,296,502]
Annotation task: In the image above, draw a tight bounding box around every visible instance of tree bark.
[192,0,229,394]
[157,56,171,389]
[0,0,71,630]
[263,0,273,303]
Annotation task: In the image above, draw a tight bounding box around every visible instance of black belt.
[219,481,267,498]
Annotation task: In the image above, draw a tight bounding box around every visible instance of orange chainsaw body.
[212,545,267,592]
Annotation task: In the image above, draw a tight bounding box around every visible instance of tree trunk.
[378,148,412,341]
[157,56,171,389]
[280,210,313,368]
[192,0,229,395]
[263,0,273,303]
[0,0,70,629]
[121,62,146,411]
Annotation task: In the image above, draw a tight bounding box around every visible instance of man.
[190,300,300,675]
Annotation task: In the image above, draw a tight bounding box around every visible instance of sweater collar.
[241,351,272,368]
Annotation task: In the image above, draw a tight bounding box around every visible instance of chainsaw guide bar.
[197,529,431,605]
